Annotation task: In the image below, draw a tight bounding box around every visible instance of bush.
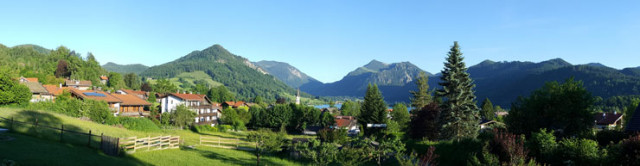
[554,138,600,166]
[191,125,218,133]
[606,134,640,166]
[595,129,627,146]
[83,100,111,123]
[527,128,557,163]
[106,117,160,132]
[218,125,232,132]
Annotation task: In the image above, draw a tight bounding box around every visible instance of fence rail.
[120,135,180,153]
[199,136,254,150]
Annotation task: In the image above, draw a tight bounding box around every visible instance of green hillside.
[254,60,322,88]
[102,62,149,75]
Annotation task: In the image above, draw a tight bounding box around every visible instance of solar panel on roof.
[83,92,106,97]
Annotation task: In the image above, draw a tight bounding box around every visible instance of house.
[480,120,498,129]
[594,112,623,130]
[112,93,152,117]
[333,116,360,135]
[43,84,72,97]
[222,101,247,108]
[303,126,323,135]
[117,89,148,100]
[160,92,221,126]
[625,105,640,133]
[495,111,509,117]
[65,79,92,90]
[21,82,53,102]
[99,75,108,85]
[19,76,39,83]
[69,89,122,113]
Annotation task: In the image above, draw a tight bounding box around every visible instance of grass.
[0,107,308,166]
[146,71,223,88]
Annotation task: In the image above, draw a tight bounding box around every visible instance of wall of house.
[30,94,54,103]
[161,95,184,113]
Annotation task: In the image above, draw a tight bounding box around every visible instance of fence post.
[147,135,151,151]
[116,138,120,156]
[100,133,104,149]
[87,130,92,147]
[218,138,221,146]
[199,136,201,145]
[133,136,137,153]
[34,118,39,133]
[60,124,64,142]
[236,138,239,148]
[10,117,14,131]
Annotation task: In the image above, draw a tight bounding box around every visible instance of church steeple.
[295,88,301,105]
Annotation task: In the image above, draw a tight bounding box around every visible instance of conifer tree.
[410,71,432,110]
[436,41,480,140]
[359,84,387,135]
[481,98,495,120]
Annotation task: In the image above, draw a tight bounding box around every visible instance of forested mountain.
[140,44,307,102]
[300,60,429,102]
[253,60,322,88]
[0,44,107,85]
[102,62,148,74]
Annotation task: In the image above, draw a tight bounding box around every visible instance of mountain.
[301,60,430,102]
[253,60,322,88]
[585,63,608,68]
[140,44,303,101]
[102,62,149,75]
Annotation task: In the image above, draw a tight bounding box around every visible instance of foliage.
[0,73,31,105]
[623,98,640,128]
[55,60,71,78]
[370,137,406,166]
[436,41,480,140]
[105,116,161,132]
[101,62,149,75]
[107,72,125,89]
[595,129,627,146]
[171,105,197,128]
[82,99,111,123]
[123,73,141,90]
[410,71,432,110]
[140,82,153,92]
[490,129,529,165]
[359,84,387,136]
[526,128,557,163]
[554,138,600,166]
[409,102,441,140]
[336,139,373,166]
[341,100,361,117]
[153,78,177,94]
[318,128,348,144]
[391,103,410,129]
[480,98,495,120]
[613,134,640,165]
[506,78,595,137]
[298,139,338,166]
[206,85,234,103]
[220,107,251,131]
[246,129,286,166]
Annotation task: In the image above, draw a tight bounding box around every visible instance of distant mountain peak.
[541,58,571,66]
[585,63,608,68]
[363,59,388,71]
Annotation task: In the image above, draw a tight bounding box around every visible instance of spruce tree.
[359,84,387,135]
[410,71,432,110]
[436,41,480,140]
[480,98,495,120]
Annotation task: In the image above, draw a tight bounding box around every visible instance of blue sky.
[1,1,639,83]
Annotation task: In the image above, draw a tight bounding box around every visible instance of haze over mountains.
[97,44,640,108]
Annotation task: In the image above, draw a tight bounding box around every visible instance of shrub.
[83,100,111,123]
[554,138,600,166]
[611,134,640,165]
[595,129,627,146]
[490,129,529,165]
[106,117,160,132]
[218,125,232,132]
[527,128,557,163]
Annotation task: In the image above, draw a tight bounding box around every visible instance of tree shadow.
[185,147,294,166]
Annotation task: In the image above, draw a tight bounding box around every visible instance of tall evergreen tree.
[436,41,480,140]
[123,73,141,90]
[410,71,432,110]
[480,98,495,120]
[358,84,387,136]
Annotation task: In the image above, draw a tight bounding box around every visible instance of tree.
[359,84,387,136]
[341,100,361,117]
[623,98,640,128]
[329,100,335,108]
[409,102,441,140]
[0,73,31,105]
[153,78,177,94]
[506,78,595,137]
[171,105,197,128]
[107,72,126,89]
[123,73,141,90]
[480,98,495,120]
[527,128,557,163]
[147,92,157,103]
[299,139,338,166]
[436,41,480,140]
[247,129,285,166]
[207,86,234,103]
[336,139,372,166]
[55,60,70,78]
[410,71,432,110]
[391,103,410,129]
[140,82,153,92]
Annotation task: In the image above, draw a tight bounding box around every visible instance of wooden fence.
[120,135,180,153]
[200,136,254,150]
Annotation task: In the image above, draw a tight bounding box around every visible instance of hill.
[300,60,430,102]
[140,44,307,102]
[253,60,322,88]
[102,62,149,74]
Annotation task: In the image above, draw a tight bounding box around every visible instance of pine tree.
[410,71,432,110]
[481,98,495,120]
[359,84,387,135]
[436,41,480,140]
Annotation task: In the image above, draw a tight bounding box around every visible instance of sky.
[1,0,639,83]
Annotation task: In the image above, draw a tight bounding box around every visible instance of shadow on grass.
[184,147,294,166]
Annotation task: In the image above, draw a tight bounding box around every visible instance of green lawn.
[0,108,307,166]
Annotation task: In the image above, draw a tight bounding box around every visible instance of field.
[0,107,306,166]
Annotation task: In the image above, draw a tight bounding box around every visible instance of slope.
[102,62,149,75]
[254,60,323,88]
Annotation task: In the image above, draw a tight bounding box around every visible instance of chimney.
[176,90,179,94]
[614,111,617,115]
[190,91,192,94]
[602,113,606,118]
[59,83,62,88]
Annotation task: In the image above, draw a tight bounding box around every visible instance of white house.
[160,92,221,126]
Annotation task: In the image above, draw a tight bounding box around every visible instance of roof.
[120,89,146,96]
[100,76,108,80]
[21,77,39,83]
[22,82,49,94]
[170,93,207,101]
[70,89,122,103]
[42,85,72,96]
[594,112,623,125]
[65,79,92,86]
[224,101,246,107]
[626,105,640,132]
[479,119,497,125]
[334,116,356,128]
[111,94,151,106]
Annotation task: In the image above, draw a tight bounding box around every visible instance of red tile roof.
[70,89,122,103]
[100,76,108,80]
[42,85,72,96]
[112,94,151,106]
[65,79,92,86]
[121,89,146,96]
[594,113,623,125]
[334,116,356,128]
[171,93,207,101]
[224,101,246,107]
[24,77,39,82]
